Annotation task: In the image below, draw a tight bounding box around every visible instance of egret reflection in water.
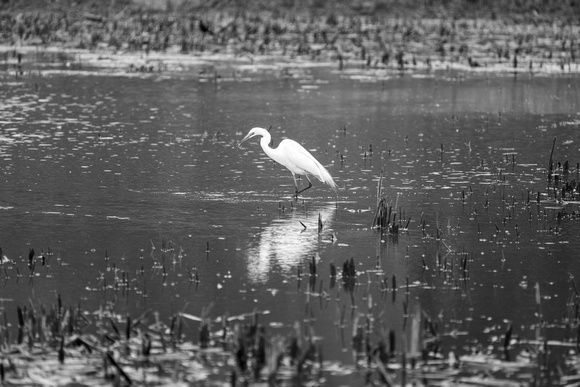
[244,203,336,283]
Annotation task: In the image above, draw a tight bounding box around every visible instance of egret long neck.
[259,133,280,162]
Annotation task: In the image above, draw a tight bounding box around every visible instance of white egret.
[238,127,338,196]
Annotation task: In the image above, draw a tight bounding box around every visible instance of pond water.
[1,54,580,383]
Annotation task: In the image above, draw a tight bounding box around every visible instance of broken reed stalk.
[106,352,132,385]
[549,136,557,175]
[504,323,513,361]
[377,169,383,206]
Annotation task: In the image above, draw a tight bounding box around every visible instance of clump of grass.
[372,198,411,234]
[372,173,409,233]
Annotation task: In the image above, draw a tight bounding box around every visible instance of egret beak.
[238,132,254,148]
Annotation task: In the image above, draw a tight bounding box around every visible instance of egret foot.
[294,181,313,198]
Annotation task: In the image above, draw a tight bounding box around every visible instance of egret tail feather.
[315,163,338,192]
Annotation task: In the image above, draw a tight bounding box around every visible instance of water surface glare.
[1,67,580,382]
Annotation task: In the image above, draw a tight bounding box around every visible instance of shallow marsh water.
[1,56,580,383]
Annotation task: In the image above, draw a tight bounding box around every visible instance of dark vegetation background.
[1,0,580,20]
[0,0,578,71]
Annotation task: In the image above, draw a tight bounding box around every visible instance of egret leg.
[292,174,300,196]
[295,175,313,196]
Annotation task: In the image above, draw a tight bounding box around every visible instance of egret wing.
[279,140,319,174]
[280,139,338,191]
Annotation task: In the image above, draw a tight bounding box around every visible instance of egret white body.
[238,127,338,195]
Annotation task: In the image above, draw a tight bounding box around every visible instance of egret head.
[238,127,265,148]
